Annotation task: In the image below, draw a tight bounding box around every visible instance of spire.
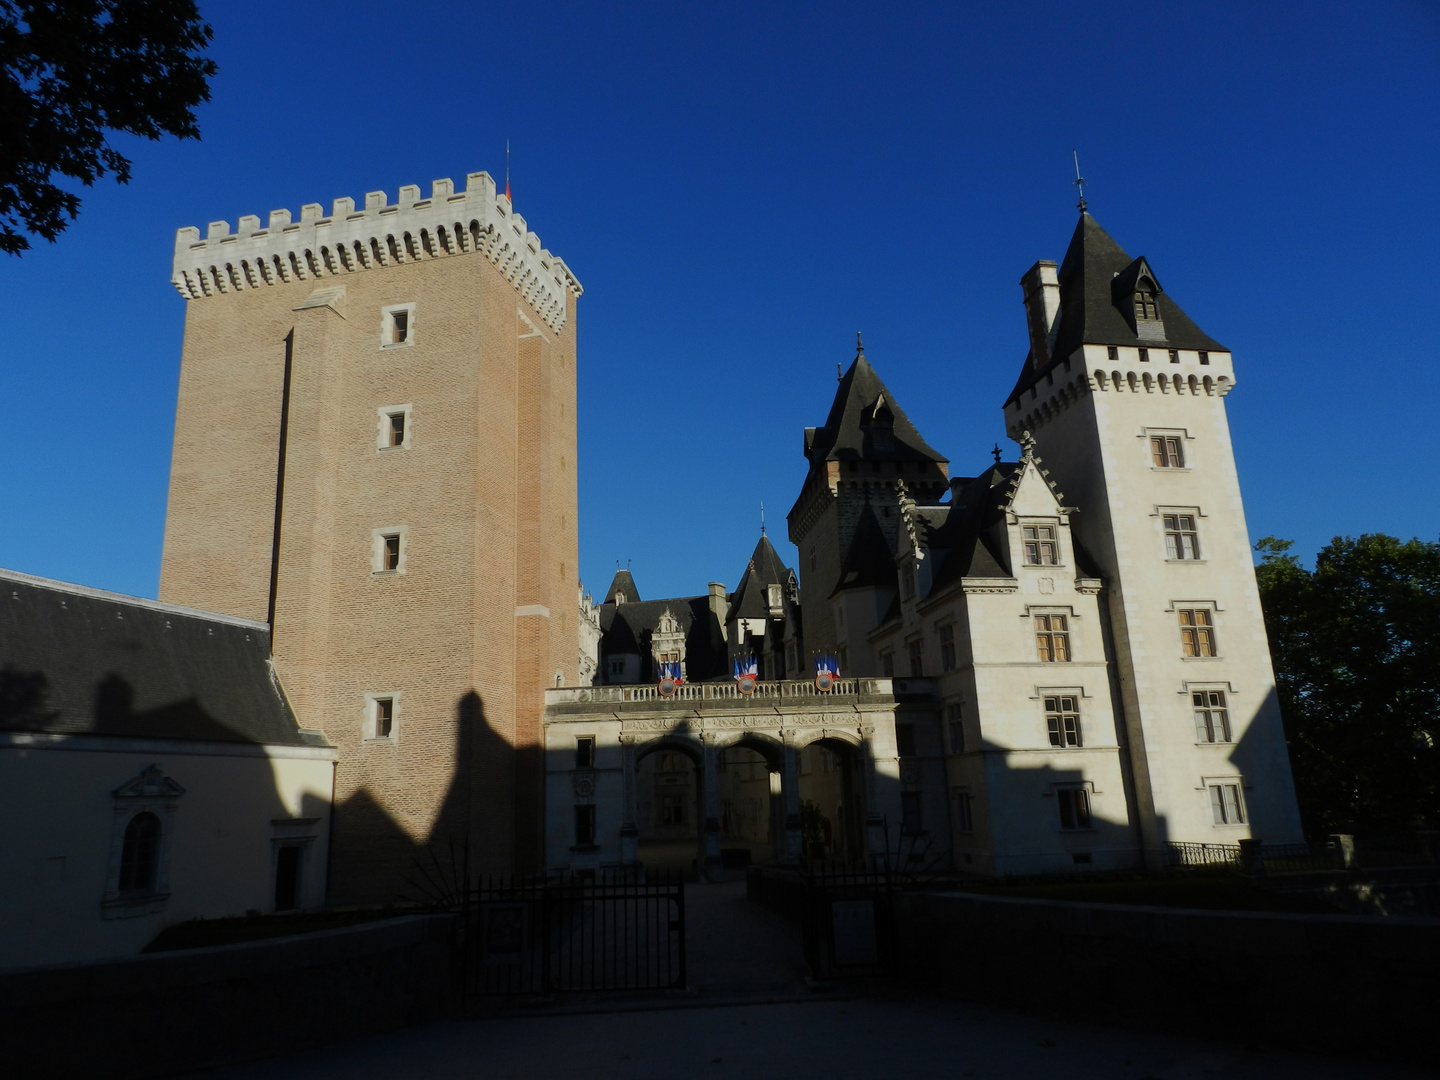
[804,346,947,471]
[1071,149,1087,214]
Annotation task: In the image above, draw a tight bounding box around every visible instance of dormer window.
[1134,286,1158,321]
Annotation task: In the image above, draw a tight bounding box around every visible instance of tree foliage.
[0,0,216,254]
[1256,534,1440,834]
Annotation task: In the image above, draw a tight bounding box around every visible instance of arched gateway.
[543,679,915,878]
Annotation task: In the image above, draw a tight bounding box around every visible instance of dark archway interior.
[636,744,703,876]
[797,739,863,865]
[717,743,782,866]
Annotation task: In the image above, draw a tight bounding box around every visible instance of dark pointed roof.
[727,534,795,621]
[604,569,641,604]
[0,568,326,747]
[1007,213,1226,405]
[804,349,947,470]
[831,503,897,596]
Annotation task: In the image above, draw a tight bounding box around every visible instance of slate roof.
[0,569,324,747]
[831,503,896,596]
[603,569,641,604]
[804,349,947,471]
[727,534,796,622]
[598,596,727,682]
[1007,213,1226,406]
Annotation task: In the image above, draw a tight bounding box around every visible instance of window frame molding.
[363,691,401,745]
[1168,600,1223,660]
[1139,427,1194,472]
[376,404,413,452]
[371,526,409,575]
[1153,506,1205,563]
[1024,604,1080,663]
[102,764,184,919]
[380,302,416,350]
[1051,782,1097,831]
[1018,518,1065,568]
[1200,775,1250,827]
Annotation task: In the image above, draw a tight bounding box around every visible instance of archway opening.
[797,739,864,867]
[717,742,783,867]
[636,745,702,878]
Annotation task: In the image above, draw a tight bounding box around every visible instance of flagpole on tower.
[505,139,512,203]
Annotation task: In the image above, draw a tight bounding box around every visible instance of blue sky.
[2,1,1437,603]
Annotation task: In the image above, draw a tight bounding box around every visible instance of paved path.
[181,881,1421,1080]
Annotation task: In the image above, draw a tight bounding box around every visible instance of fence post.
[1327,834,1356,870]
[1238,837,1264,875]
[540,878,553,996]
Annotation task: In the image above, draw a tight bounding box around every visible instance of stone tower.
[159,172,583,899]
[1006,212,1302,857]
[787,340,949,669]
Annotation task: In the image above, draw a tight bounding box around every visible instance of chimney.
[708,582,729,644]
[1020,260,1061,370]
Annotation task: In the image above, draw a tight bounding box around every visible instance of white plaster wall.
[0,739,335,970]
[1020,346,1303,851]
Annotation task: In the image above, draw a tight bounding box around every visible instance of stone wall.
[896,891,1439,1065]
[0,915,454,1080]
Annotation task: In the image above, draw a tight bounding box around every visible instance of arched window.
[119,812,161,893]
[1133,280,1159,321]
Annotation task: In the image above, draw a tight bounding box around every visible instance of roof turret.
[727,534,796,621]
[603,569,641,605]
[804,341,947,473]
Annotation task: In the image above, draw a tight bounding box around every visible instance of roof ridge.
[0,567,271,631]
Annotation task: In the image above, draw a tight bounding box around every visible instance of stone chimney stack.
[1020,260,1061,370]
[708,582,728,643]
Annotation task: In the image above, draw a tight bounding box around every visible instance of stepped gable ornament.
[733,654,759,695]
[657,659,683,698]
[814,652,840,693]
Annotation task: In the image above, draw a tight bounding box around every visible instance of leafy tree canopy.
[0,0,215,255]
[1256,534,1440,835]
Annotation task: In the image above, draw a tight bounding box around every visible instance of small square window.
[1151,436,1185,468]
[1209,783,1246,825]
[1193,690,1232,742]
[381,304,415,349]
[1164,515,1201,560]
[1106,345,1118,361]
[1057,787,1091,830]
[1179,609,1217,657]
[1022,524,1059,565]
[377,405,412,450]
[1138,348,1150,362]
[1034,614,1071,662]
[574,804,596,846]
[1198,351,1210,366]
[575,737,595,769]
[1168,349,1180,364]
[953,788,973,833]
[896,723,917,758]
[1045,694,1082,747]
[366,695,397,741]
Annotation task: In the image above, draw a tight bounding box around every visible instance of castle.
[1,173,1306,960]
[551,210,1303,878]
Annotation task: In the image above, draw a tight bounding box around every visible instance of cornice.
[171,172,581,333]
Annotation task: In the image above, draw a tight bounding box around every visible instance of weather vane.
[992,443,1002,465]
[760,501,766,536]
[1072,149,1087,213]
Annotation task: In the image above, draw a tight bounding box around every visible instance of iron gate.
[801,867,897,979]
[461,874,686,996]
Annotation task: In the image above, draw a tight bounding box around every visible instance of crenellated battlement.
[171,172,583,332]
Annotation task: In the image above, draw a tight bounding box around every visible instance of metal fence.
[1162,838,1433,874]
[460,873,685,996]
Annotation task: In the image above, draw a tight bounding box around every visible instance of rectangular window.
[901,791,923,835]
[374,697,394,738]
[1179,609,1217,657]
[274,845,302,911]
[574,804,596,845]
[387,411,405,447]
[391,310,409,343]
[938,625,956,672]
[1209,783,1245,825]
[1106,345,1118,361]
[382,533,401,570]
[896,723,917,758]
[880,651,895,678]
[1057,787,1091,830]
[575,737,595,769]
[608,658,624,675]
[945,703,965,753]
[1168,349,1180,364]
[1034,614,1071,662]
[907,639,924,677]
[837,645,849,671]
[1138,347,1150,362]
[1164,515,1201,560]
[1151,436,1185,468]
[1198,351,1210,366]
[1022,524,1059,565]
[1193,691,1232,743]
[954,789,974,833]
[660,794,686,827]
[1045,695,1082,747]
